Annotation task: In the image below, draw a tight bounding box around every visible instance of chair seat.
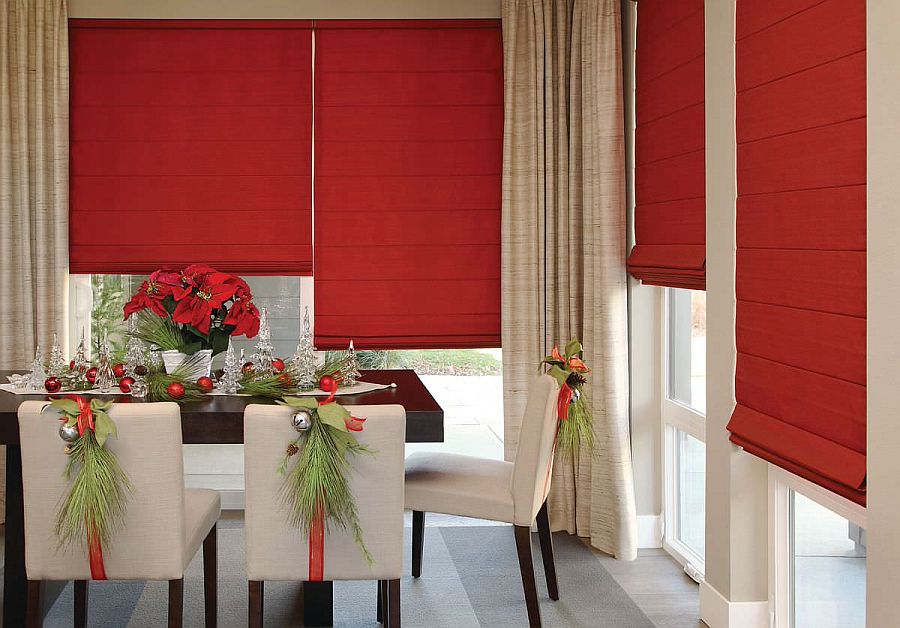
[184,488,221,569]
[405,452,515,523]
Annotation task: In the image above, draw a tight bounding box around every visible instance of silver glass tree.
[47,332,67,378]
[251,307,275,377]
[290,307,317,390]
[218,339,241,394]
[341,339,361,387]
[94,333,116,393]
[26,345,46,391]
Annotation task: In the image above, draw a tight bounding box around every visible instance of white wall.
[865,2,900,625]
[700,0,768,625]
[68,0,501,19]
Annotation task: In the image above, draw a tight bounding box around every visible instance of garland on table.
[541,338,593,457]
[47,396,132,580]
[276,389,373,580]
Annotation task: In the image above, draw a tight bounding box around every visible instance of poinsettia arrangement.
[541,338,593,457]
[123,264,261,356]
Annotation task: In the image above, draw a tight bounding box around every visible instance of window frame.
[661,287,706,576]
[768,464,867,628]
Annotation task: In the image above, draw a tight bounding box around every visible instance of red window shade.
[69,20,313,275]
[313,20,502,350]
[726,0,867,505]
[628,0,706,290]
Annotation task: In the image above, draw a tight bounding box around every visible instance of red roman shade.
[726,0,867,505]
[69,20,313,275]
[313,20,503,350]
[628,0,706,290]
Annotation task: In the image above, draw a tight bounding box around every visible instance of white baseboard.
[700,581,769,628]
[637,514,663,548]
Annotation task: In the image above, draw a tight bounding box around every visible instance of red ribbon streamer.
[556,383,573,422]
[88,528,107,580]
[308,503,325,582]
[67,394,95,436]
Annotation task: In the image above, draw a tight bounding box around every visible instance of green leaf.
[49,399,79,416]
[564,338,582,359]
[93,411,117,447]
[277,397,319,410]
[317,403,350,432]
[547,365,569,385]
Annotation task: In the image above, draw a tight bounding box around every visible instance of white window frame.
[661,287,706,577]
[768,464,867,628]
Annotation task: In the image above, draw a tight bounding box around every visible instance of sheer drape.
[0,0,69,521]
[501,0,637,559]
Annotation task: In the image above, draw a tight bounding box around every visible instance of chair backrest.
[244,403,406,582]
[510,374,561,526]
[18,400,188,581]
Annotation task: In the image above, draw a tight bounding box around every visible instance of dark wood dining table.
[0,368,443,626]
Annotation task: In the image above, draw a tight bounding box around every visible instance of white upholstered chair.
[244,403,406,628]
[17,400,220,628]
[405,373,560,628]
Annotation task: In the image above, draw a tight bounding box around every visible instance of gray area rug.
[40,523,653,627]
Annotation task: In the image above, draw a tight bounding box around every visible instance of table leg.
[4,444,26,626]
[302,581,334,626]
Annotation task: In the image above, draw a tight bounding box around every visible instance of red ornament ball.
[68,360,75,371]
[242,362,255,375]
[113,363,126,378]
[196,376,214,393]
[166,382,186,400]
[278,372,293,387]
[44,377,61,393]
[272,358,286,373]
[319,374,337,393]
[85,367,98,384]
[118,376,135,393]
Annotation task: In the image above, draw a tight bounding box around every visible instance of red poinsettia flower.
[550,345,566,363]
[567,357,590,373]
[223,297,260,338]
[171,275,238,335]
[123,280,172,319]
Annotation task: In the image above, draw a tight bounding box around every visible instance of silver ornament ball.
[59,422,80,443]
[571,388,581,403]
[291,409,313,432]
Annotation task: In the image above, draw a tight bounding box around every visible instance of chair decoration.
[540,338,593,456]
[276,385,374,581]
[46,395,132,580]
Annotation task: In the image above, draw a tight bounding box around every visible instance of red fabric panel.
[69,20,313,275]
[313,20,502,350]
[729,0,866,501]
[628,0,705,289]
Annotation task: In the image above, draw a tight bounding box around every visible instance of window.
[770,467,866,628]
[663,288,706,576]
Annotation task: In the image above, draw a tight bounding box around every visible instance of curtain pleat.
[0,0,69,522]
[501,0,637,560]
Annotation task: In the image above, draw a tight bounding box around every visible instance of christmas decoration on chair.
[541,338,593,457]
[46,396,132,580]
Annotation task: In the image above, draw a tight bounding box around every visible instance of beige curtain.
[0,0,69,522]
[501,0,637,560]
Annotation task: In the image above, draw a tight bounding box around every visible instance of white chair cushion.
[405,452,515,524]
[184,488,221,569]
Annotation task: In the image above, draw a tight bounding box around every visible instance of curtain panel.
[0,0,70,523]
[68,19,314,275]
[726,0,867,505]
[501,0,637,559]
[626,0,706,290]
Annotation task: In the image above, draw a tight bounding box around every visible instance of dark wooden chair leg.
[74,580,89,628]
[203,524,218,628]
[168,578,184,628]
[386,578,401,628]
[514,525,542,628]
[412,510,425,578]
[377,579,384,623]
[26,579,41,628]
[248,581,264,628]
[535,502,559,600]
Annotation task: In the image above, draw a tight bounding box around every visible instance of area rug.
[38,522,654,627]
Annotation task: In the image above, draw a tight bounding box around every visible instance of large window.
[770,468,866,628]
[663,288,706,576]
